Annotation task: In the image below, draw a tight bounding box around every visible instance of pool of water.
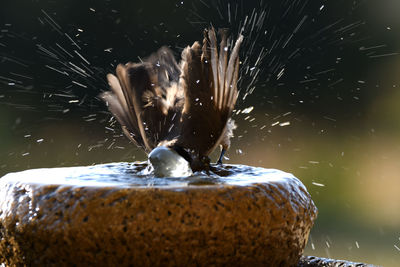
[1,162,298,188]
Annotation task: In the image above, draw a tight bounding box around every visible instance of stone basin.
[0,162,317,266]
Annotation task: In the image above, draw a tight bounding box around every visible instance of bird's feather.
[100,28,242,170]
[176,27,243,160]
[101,47,183,152]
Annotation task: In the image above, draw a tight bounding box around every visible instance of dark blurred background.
[1,0,399,265]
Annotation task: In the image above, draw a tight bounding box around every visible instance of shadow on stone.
[298,255,376,267]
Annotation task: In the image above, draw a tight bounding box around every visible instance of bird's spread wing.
[176,28,243,157]
[100,47,183,152]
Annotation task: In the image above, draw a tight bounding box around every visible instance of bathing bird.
[101,27,243,174]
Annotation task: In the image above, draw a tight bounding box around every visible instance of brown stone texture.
[0,163,317,266]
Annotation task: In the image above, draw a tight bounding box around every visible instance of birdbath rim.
[0,162,301,189]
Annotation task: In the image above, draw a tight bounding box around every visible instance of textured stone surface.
[0,163,317,266]
[298,256,375,267]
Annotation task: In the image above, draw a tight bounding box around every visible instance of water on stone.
[2,162,297,188]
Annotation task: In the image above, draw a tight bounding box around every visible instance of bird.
[101,27,243,175]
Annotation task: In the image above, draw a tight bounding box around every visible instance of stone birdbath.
[0,162,317,266]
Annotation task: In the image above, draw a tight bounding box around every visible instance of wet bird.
[101,28,243,175]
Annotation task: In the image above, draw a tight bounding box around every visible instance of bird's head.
[148,146,193,177]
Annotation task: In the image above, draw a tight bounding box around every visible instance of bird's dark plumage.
[101,28,243,171]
